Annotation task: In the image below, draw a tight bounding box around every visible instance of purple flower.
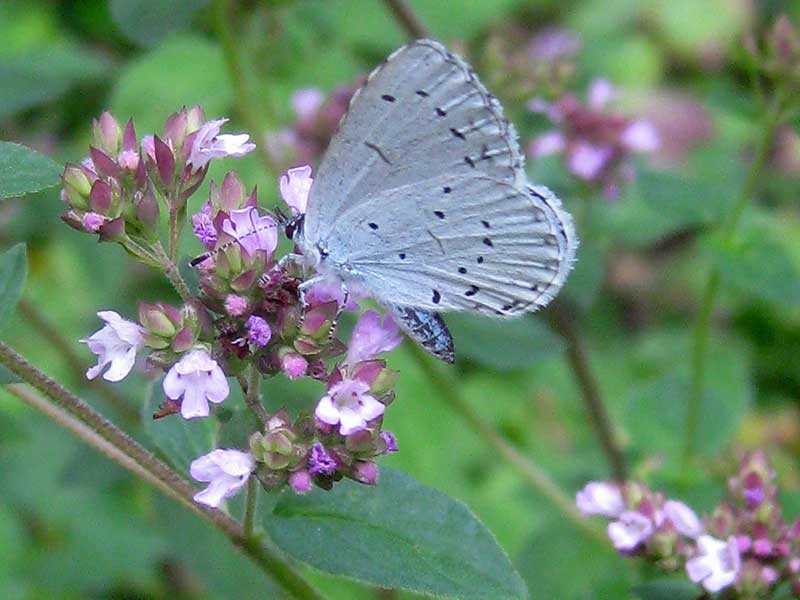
[304,278,362,311]
[246,315,272,347]
[82,311,145,382]
[346,310,402,365]
[189,449,254,508]
[117,149,139,171]
[82,212,107,233]
[280,352,308,379]
[279,165,313,215]
[186,118,256,171]
[380,431,399,454]
[315,379,385,435]
[221,207,278,257]
[353,462,379,485]
[686,535,741,593]
[288,469,312,494]
[163,349,230,419]
[608,511,654,551]
[224,294,248,317]
[576,482,625,518]
[192,205,217,250]
[308,442,337,475]
[664,499,703,539]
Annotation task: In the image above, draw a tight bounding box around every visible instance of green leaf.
[0,364,20,384]
[446,314,564,370]
[141,381,218,474]
[0,43,110,119]
[516,520,632,599]
[0,244,27,327]
[110,35,232,134]
[0,142,61,199]
[632,578,700,600]
[708,215,800,306]
[265,468,527,600]
[110,0,210,47]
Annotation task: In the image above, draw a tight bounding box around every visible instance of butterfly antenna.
[189,213,277,267]
[327,288,349,342]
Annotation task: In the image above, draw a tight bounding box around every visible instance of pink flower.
[82,212,107,233]
[221,207,278,257]
[82,311,145,382]
[576,482,625,517]
[186,118,256,171]
[279,165,313,215]
[246,315,272,347]
[224,294,248,317]
[686,535,741,593]
[190,449,254,508]
[163,349,230,419]
[346,310,402,366]
[288,469,312,494]
[315,379,385,435]
[664,499,703,538]
[281,352,308,379]
[608,511,654,551]
[292,89,325,122]
[304,278,362,311]
[620,121,660,153]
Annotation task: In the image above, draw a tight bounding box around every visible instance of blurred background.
[2,0,800,598]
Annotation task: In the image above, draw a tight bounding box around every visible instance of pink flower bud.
[93,111,122,153]
[289,470,312,494]
[353,462,379,485]
[224,294,248,317]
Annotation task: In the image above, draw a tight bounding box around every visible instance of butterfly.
[290,40,577,363]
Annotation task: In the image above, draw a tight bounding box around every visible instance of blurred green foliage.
[2,0,800,598]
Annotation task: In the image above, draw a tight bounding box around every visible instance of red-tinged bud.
[219,171,247,212]
[98,216,125,242]
[134,186,160,238]
[139,303,178,337]
[370,367,399,397]
[89,179,113,213]
[345,429,376,453]
[352,461,378,485]
[163,107,189,146]
[186,104,205,132]
[293,337,322,355]
[154,135,175,188]
[231,268,259,292]
[92,111,122,154]
[351,359,384,386]
[300,301,338,338]
[89,146,121,179]
[62,163,92,209]
[171,326,194,353]
[122,119,137,153]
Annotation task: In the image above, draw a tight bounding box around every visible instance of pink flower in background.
[346,310,402,366]
[82,311,145,382]
[608,511,654,551]
[315,378,385,435]
[279,165,313,215]
[686,535,741,593]
[221,207,278,257]
[190,449,254,507]
[664,499,703,538]
[163,349,230,419]
[576,481,625,517]
[186,118,256,171]
[528,78,660,198]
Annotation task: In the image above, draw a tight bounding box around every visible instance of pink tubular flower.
[664,499,703,538]
[576,482,625,518]
[186,118,256,171]
[221,207,277,258]
[315,378,385,435]
[190,449,254,508]
[686,535,741,593]
[279,165,313,215]
[163,349,230,419]
[82,311,145,382]
[346,310,402,365]
[608,511,654,551]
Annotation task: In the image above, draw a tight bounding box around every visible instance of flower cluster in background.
[68,108,402,509]
[578,451,800,597]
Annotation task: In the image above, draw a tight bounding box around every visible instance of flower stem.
[547,302,627,481]
[382,0,431,39]
[244,477,258,539]
[244,365,270,426]
[405,343,606,544]
[684,104,782,463]
[0,341,326,600]
[152,242,193,303]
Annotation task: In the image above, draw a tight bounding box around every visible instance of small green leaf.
[632,578,700,600]
[0,143,61,199]
[447,314,564,370]
[109,0,210,47]
[141,381,218,474]
[265,468,527,600]
[0,244,27,327]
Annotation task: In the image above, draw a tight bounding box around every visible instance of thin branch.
[382,0,431,39]
[244,365,270,426]
[547,303,627,481]
[152,242,194,303]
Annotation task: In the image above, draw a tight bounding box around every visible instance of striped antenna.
[189,209,278,267]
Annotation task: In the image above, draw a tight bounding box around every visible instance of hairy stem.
[0,341,325,600]
[152,242,193,303]
[244,477,258,539]
[547,303,627,481]
[245,365,270,426]
[684,105,782,462]
[17,298,138,424]
[382,0,431,39]
[406,344,606,543]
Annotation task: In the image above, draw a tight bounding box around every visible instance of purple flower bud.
[154,136,175,187]
[171,326,195,353]
[737,535,752,553]
[346,310,402,365]
[62,163,93,209]
[289,469,312,494]
[192,206,218,250]
[380,431,399,454]
[608,511,654,551]
[89,146,121,180]
[246,315,272,347]
[163,108,189,146]
[224,294,248,317]
[280,352,307,379]
[82,212,106,232]
[93,111,122,153]
[752,538,772,557]
[308,442,337,476]
[98,216,126,242]
[117,149,139,171]
[743,472,766,508]
[219,171,247,212]
[122,118,137,152]
[134,186,160,235]
[576,481,625,518]
[664,499,703,539]
[88,179,113,213]
[353,462,379,485]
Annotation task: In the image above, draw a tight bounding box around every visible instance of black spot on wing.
[465,285,479,297]
[435,107,447,117]
[458,267,467,274]
[477,256,484,264]
[399,252,406,260]
[381,94,396,102]
[464,156,475,168]
[368,222,379,230]
[481,220,491,229]
[416,90,429,97]
[482,237,494,247]
[450,127,465,140]
[443,186,452,194]
[432,289,441,304]
[434,210,445,219]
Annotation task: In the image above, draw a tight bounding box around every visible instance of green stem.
[213,0,279,175]
[244,365,270,426]
[244,477,258,539]
[382,0,431,39]
[684,104,782,462]
[152,242,193,303]
[405,344,606,544]
[0,341,325,600]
